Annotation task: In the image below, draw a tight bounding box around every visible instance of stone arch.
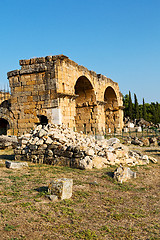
[104,86,119,133]
[0,108,15,135]
[74,76,96,134]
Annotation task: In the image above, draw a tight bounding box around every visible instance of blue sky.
[0,0,159,103]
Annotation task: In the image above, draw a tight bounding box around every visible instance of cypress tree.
[128,91,133,120]
[134,93,139,120]
[123,94,129,117]
[154,102,159,124]
[142,98,146,120]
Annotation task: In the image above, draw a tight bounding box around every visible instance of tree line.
[123,91,160,124]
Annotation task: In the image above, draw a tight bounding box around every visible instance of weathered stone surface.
[114,166,136,183]
[92,156,109,169]
[48,178,73,200]
[5,160,28,169]
[39,129,48,138]
[79,156,92,170]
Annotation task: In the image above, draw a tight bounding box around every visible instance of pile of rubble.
[123,136,160,147]
[15,124,157,169]
[0,135,18,149]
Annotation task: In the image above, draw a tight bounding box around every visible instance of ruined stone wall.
[7,55,123,136]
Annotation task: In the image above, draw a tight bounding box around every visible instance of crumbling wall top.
[7,55,117,87]
[19,54,69,66]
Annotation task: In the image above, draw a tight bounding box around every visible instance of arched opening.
[37,115,48,126]
[74,76,96,134]
[104,87,119,133]
[0,118,10,135]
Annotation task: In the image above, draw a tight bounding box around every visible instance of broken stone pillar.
[5,161,28,169]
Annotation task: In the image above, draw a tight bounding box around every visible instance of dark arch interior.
[104,87,118,133]
[75,76,93,94]
[38,115,48,126]
[104,87,117,103]
[0,118,9,135]
[74,76,96,134]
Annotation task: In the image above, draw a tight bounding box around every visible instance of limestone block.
[125,158,136,164]
[148,156,157,163]
[106,151,116,163]
[39,129,48,138]
[114,166,136,183]
[79,156,93,169]
[85,148,95,156]
[48,178,73,200]
[92,156,105,169]
[36,139,44,145]
[5,161,28,169]
[45,136,53,144]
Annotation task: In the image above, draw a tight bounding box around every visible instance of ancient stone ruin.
[0,55,123,136]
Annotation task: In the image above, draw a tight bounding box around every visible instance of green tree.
[123,94,129,117]
[134,93,139,120]
[128,91,133,120]
[142,98,147,120]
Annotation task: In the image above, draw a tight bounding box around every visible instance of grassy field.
[0,147,159,240]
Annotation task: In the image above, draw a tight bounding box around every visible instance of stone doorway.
[74,76,96,134]
[0,118,9,135]
[38,115,48,126]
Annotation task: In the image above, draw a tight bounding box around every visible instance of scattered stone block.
[48,178,73,200]
[5,161,28,169]
[114,165,136,183]
[148,156,157,163]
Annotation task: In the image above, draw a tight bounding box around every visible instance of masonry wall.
[55,57,123,134]
[7,55,123,136]
[8,57,59,135]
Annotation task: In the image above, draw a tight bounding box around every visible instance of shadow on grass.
[34,186,48,193]
[106,171,114,178]
[0,154,15,160]
[101,171,114,181]
[145,149,160,157]
[145,150,160,153]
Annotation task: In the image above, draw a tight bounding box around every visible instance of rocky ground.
[0,143,159,240]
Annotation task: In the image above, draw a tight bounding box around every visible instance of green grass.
[0,147,159,240]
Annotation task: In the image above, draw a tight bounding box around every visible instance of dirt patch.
[0,147,159,240]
